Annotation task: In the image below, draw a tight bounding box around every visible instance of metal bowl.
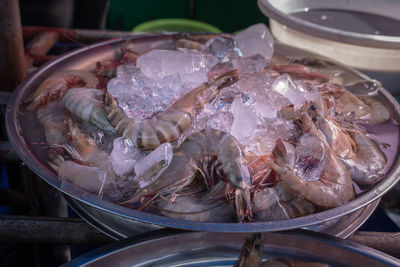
[62,229,400,266]
[6,34,400,236]
[257,0,400,94]
[258,0,400,49]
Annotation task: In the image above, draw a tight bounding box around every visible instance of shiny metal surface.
[62,229,400,267]
[258,0,400,49]
[6,34,400,234]
[67,194,379,240]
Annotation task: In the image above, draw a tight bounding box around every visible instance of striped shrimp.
[62,88,116,133]
[26,70,99,111]
[105,69,239,150]
[124,128,252,222]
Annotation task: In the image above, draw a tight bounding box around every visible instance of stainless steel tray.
[61,229,400,266]
[6,33,400,235]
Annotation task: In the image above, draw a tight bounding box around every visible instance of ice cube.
[294,133,329,181]
[231,55,267,74]
[108,137,143,176]
[234,23,274,62]
[59,160,106,193]
[133,142,173,188]
[203,36,242,61]
[272,74,306,107]
[137,49,218,80]
[231,97,257,141]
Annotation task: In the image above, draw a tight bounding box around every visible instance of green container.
[132,18,222,33]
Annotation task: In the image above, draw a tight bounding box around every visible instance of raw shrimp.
[359,96,390,124]
[308,103,387,185]
[341,132,386,185]
[36,101,69,149]
[63,88,116,133]
[105,69,239,150]
[270,135,354,208]
[125,128,252,222]
[26,70,99,111]
[157,181,236,222]
[253,182,316,221]
[271,64,330,83]
[65,119,108,165]
[318,82,371,120]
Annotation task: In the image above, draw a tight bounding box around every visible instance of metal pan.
[62,229,400,266]
[6,34,400,235]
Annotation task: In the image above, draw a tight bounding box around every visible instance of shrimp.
[341,132,386,185]
[359,96,390,124]
[36,101,69,150]
[157,181,236,222]
[308,102,386,185]
[318,82,371,120]
[26,70,99,111]
[62,88,116,133]
[271,64,330,84]
[253,182,316,221]
[270,135,354,208]
[125,128,252,222]
[105,69,239,150]
[65,119,108,165]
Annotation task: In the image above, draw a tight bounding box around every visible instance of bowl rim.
[258,0,400,49]
[6,33,400,233]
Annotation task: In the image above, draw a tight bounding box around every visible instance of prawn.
[157,181,236,222]
[341,132,386,185]
[65,119,108,165]
[105,69,239,150]
[253,182,316,221]
[26,70,99,111]
[125,128,252,222]
[270,136,354,208]
[359,96,390,124]
[318,82,371,120]
[62,88,116,133]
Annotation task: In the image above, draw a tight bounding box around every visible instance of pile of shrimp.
[25,24,391,223]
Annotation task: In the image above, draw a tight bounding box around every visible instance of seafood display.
[23,23,395,224]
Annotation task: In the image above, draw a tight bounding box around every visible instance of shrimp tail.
[235,188,252,222]
[272,138,288,167]
[104,91,118,109]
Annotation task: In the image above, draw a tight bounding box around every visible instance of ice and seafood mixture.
[25,24,392,223]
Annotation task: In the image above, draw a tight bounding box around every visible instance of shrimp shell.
[63,88,116,133]
[26,70,99,111]
[271,134,354,208]
[126,128,252,222]
[105,69,239,150]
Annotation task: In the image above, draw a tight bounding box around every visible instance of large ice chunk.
[109,137,143,176]
[133,142,173,188]
[234,23,274,62]
[137,49,218,80]
[203,36,242,61]
[231,97,257,141]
